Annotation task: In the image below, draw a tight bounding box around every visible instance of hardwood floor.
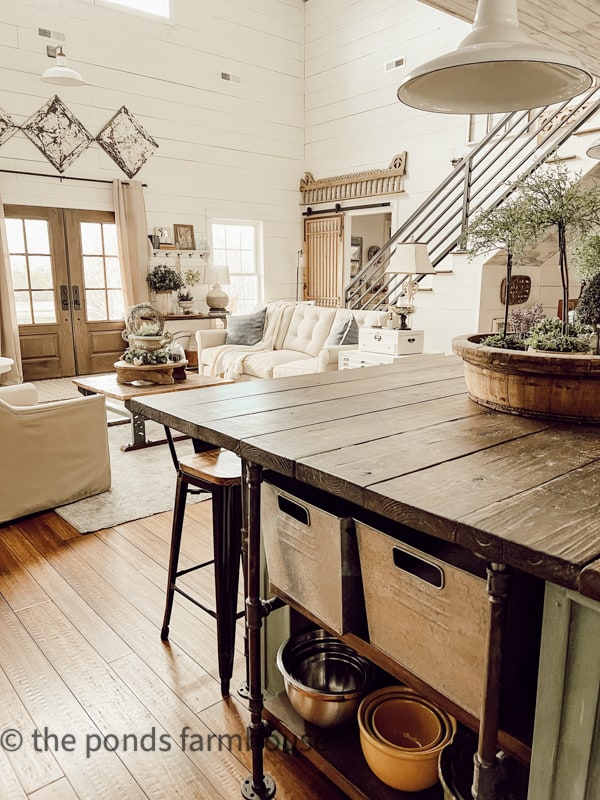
[0,504,346,800]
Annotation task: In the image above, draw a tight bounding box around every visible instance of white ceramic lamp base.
[206,283,229,313]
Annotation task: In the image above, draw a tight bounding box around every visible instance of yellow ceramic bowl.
[357,686,457,792]
[372,697,444,750]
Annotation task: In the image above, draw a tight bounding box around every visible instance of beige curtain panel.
[0,192,23,385]
[113,179,149,307]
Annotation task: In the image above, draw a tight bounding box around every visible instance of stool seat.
[179,450,241,486]
[161,447,244,697]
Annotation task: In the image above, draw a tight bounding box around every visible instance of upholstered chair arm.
[0,394,111,524]
[317,344,355,372]
[0,382,39,406]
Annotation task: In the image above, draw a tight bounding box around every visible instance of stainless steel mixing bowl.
[276,629,374,728]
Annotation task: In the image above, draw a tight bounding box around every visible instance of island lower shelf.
[263,691,445,800]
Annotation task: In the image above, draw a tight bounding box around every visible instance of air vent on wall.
[384,57,405,73]
[37,27,66,42]
[220,72,240,83]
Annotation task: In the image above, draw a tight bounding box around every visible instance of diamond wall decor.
[96,106,158,178]
[21,95,94,173]
[0,108,18,147]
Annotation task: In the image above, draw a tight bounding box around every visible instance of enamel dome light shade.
[41,46,84,87]
[397,0,593,114]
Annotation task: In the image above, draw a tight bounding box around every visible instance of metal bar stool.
[161,447,243,698]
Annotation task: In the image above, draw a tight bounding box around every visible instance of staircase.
[344,84,600,317]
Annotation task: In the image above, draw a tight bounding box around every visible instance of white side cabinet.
[359,327,424,355]
[338,349,410,369]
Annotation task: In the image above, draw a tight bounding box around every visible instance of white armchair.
[0,383,111,525]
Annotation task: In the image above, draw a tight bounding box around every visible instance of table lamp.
[204,265,230,312]
[384,241,435,329]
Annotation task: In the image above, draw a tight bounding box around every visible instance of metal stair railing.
[345,84,600,310]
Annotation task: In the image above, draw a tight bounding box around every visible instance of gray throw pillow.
[325,315,359,346]
[225,307,267,345]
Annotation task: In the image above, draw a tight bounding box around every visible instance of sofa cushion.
[280,304,337,357]
[242,350,313,380]
[272,358,320,378]
[225,306,267,345]
[325,315,359,346]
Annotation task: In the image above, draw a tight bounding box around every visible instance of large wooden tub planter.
[452,334,600,424]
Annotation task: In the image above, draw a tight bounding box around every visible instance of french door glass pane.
[32,291,57,323]
[14,291,32,324]
[8,218,57,324]
[86,289,108,321]
[29,256,53,289]
[81,222,123,321]
[25,219,50,253]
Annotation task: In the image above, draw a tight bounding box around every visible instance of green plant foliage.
[481,333,528,350]
[577,273,600,326]
[525,317,591,353]
[465,196,539,264]
[573,234,600,281]
[122,347,170,365]
[177,289,194,301]
[146,264,185,293]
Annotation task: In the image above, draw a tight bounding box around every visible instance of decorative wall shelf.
[299,153,407,205]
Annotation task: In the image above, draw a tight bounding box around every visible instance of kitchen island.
[132,354,600,800]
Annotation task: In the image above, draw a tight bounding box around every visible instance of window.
[211,221,263,314]
[6,218,56,325]
[80,221,124,321]
[96,0,169,18]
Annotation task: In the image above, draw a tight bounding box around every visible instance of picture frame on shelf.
[154,226,172,245]
[174,224,195,250]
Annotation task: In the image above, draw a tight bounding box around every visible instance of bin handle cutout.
[277,494,311,526]
[393,546,444,589]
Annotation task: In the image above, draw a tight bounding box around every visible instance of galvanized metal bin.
[355,520,488,717]
[261,481,364,635]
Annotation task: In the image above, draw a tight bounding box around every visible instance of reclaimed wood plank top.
[132,355,600,598]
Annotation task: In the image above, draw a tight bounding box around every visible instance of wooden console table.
[131,355,600,800]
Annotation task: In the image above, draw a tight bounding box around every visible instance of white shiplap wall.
[0,0,305,301]
[304,0,471,221]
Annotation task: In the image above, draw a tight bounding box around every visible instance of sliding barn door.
[304,215,343,307]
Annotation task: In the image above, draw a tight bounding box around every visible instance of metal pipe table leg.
[241,460,276,800]
[472,563,512,800]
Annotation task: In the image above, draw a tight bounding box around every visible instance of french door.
[5,206,126,379]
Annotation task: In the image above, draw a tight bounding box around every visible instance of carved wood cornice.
[299,152,407,205]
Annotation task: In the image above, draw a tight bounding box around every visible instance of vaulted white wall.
[0,0,305,301]
[304,0,470,220]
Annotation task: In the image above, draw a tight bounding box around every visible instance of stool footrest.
[175,559,214,578]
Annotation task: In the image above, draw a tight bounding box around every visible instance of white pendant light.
[397,0,593,114]
[41,46,84,87]
[587,140,600,159]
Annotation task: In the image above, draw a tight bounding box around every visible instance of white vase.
[152,291,172,315]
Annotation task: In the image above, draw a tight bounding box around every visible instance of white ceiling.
[420,1,600,79]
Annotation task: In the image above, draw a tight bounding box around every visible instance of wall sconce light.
[397,0,592,114]
[42,46,84,87]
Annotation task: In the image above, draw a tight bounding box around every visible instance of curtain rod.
[303,200,391,216]
[0,168,147,187]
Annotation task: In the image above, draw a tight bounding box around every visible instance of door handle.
[72,284,81,311]
[60,284,70,311]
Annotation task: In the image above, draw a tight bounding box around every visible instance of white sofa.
[0,383,111,525]
[195,301,388,381]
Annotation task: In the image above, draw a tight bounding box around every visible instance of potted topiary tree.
[453,162,600,423]
[146,263,184,314]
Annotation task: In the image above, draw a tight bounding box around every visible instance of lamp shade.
[397,0,593,114]
[41,46,84,86]
[385,242,435,275]
[204,265,230,286]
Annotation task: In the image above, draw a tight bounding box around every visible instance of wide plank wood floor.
[0,503,346,800]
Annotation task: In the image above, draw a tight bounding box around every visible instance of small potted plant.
[146,264,184,314]
[177,288,195,315]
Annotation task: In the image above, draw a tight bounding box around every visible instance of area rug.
[55,420,209,534]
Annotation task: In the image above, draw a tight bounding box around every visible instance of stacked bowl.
[358,686,457,792]
[277,629,374,728]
